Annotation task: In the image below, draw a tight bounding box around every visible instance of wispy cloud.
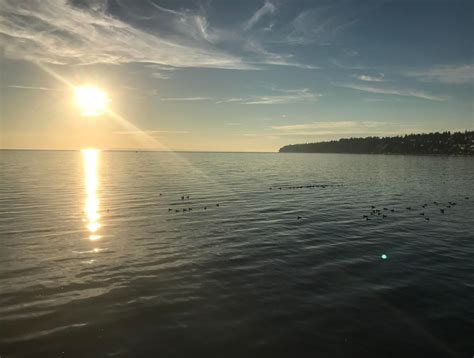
[354,74,385,82]
[6,85,61,91]
[280,2,377,46]
[216,98,245,104]
[244,40,318,69]
[271,120,417,136]
[272,121,386,131]
[243,1,276,31]
[159,97,213,101]
[335,82,448,101]
[147,64,177,80]
[242,88,322,105]
[0,0,248,69]
[114,130,189,135]
[403,64,474,84]
[215,88,321,105]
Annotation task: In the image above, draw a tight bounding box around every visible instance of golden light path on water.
[35,62,249,205]
[82,149,101,241]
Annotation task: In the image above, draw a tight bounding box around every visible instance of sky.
[0,0,473,152]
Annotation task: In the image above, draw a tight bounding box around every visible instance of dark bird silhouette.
[366,217,370,221]
[382,215,387,218]
[175,209,179,213]
[390,209,395,212]
[159,193,162,196]
[181,196,184,200]
[433,201,438,205]
[204,206,207,210]
[168,208,172,212]
[440,209,445,214]
[189,208,192,211]
[216,204,220,207]
[186,195,190,199]
[425,217,430,221]
[406,207,412,210]
[297,216,302,220]
[363,215,368,218]
[383,208,388,211]
[371,206,376,209]
[420,212,425,216]
[465,197,470,200]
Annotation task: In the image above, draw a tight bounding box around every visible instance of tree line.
[279,131,474,155]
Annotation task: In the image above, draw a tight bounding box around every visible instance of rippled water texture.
[1,151,473,357]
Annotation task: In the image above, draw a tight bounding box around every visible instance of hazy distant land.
[279,131,474,155]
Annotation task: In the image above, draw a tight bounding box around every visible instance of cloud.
[6,85,61,91]
[216,98,245,104]
[354,74,385,82]
[272,121,387,131]
[0,0,249,69]
[114,130,189,135]
[281,2,374,46]
[271,120,416,136]
[147,64,177,80]
[159,97,213,101]
[241,88,322,105]
[403,64,474,84]
[335,82,448,101]
[243,1,276,31]
[215,88,321,105]
[244,40,318,69]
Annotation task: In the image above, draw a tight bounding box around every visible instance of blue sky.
[0,0,473,151]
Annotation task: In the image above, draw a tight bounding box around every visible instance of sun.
[74,86,109,116]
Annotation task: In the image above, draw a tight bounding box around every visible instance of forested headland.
[279,131,474,155]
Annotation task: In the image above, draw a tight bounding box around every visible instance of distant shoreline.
[279,131,474,156]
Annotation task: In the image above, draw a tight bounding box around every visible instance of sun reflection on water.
[82,149,101,241]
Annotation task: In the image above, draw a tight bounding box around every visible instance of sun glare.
[74,86,109,116]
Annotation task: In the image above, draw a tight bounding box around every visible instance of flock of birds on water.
[164,184,344,215]
[361,198,470,223]
[161,183,470,225]
[166,194,219,213]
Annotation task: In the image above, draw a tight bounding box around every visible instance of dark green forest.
[279,131,474,155]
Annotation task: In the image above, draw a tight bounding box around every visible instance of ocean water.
[1,150,473,357]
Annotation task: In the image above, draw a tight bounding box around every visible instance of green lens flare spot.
[381,254,388,260]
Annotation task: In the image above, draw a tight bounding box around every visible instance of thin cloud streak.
[335,82,448,101]
[242,89,322,105]
[159,97,213,101]
[215,89,322,105]
[403,64,474,84]
[272,121,390,131]
[243,1,276,31]
[114,130,189,135]
[6,85,62,91]
[354,74,385,82]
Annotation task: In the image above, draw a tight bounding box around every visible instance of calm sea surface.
[1,150,473,357]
